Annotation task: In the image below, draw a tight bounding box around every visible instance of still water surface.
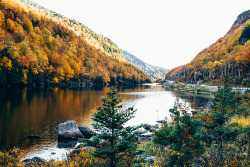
[0,84,212,160]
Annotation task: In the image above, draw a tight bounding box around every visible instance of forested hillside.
[0,0,149,86]
[122,50,168,80]
[166,10,250,86]
[19,0,125,61]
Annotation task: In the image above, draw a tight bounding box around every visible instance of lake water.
[0,84,212,160]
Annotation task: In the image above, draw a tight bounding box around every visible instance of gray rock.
[83,146,94,151]
[78,126,93,139]
[146,156,156,164]
[58,120,84,140]
[138,132,154,142]
[22,156,46,164]
[136,154,156,164]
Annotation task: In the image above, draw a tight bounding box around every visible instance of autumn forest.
[166,10,250,86]
[0,0,149,87]
[0,0,250,166]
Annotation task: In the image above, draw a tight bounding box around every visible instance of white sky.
[31,0,250,69]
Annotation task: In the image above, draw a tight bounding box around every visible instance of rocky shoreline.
[21,120,157,165]
[164,81,249,95]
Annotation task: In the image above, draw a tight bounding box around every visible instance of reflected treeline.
[119,84,167,102]
[0,87,110,151]
[0,85,212,155]
[170,89,213,110]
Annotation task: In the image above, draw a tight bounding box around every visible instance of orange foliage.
[166,17,250,83]
[0,11,5,27]
[6,18,16,32]
[0,0,149,86]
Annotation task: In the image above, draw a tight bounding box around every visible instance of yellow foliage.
[0,0,149,86]
[0,148,24,167]
[1,56,12,71]
[166,14,250,82]
[21,69,28,84]
[7,18,16,32]
[56,67,65,81]
[23,18,33,32]
[0,28,4,39]
[15,17,22,24]
[0,11,5,27]
[230,115,250,128]
[8,45,20,61]
[52,77,59,83]
[213,60,222,68]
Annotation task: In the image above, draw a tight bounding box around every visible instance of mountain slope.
[0,0,149,86]
[122,50,168,80]
[166,10,250,86]
[20,0,126,62]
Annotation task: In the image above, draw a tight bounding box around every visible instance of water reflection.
[121,84,212,125]
[0,84,211,160]
[0,87,109,153]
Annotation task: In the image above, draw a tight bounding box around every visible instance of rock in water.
[58,120,84,140]
[78,126,93,139]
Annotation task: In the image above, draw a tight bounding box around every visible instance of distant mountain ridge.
[122,50,168,80]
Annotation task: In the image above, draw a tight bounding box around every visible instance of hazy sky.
[32,0,250,69]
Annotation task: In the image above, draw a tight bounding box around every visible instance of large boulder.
[58,120,84,140]
[78,126,93,139]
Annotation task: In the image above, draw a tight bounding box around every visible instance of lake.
[0,84,212,160]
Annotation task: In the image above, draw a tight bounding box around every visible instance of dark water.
[0,84,212,160]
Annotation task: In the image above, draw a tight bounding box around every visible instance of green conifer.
[202,77,241,166]
[153,99,204,166]
[80,87,143,167]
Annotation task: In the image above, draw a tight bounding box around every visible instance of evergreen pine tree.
[80,87,144,167]
[153,99,204,166]
[202,77,241,166]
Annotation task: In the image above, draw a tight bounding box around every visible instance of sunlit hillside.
[166,10,250,86]
[0,0,149,86]
[20,0,125,61]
